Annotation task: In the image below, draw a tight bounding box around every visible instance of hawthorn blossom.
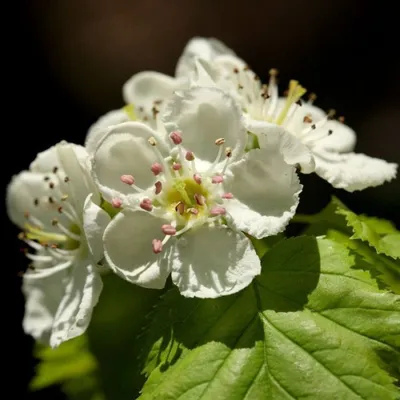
[91,87,303,298]
[7,142,110,347]
[85,37,241,154]
[188,39,397,191]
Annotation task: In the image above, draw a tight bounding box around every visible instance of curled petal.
[171,224,260,298]
[103,210,171,289]
[85,109,129,154]
[123,71,184,110]
[91,122,168,204]
[249,122,315,174]
[22,268,67,345]
[83,194,111,263]
[225,147,302,239]
[163,87,247,169]
[314,149,398,192]
[50,263,103,348]
[175,37,236,78]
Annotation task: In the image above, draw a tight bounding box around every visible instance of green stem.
[292,214,318,224]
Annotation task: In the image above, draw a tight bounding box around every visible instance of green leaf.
[30,335,98,390]
[336,208,400,260]
[297,197,400,294]
[30,335,105,399]
[87,272,162,400]
[138,237,400,399]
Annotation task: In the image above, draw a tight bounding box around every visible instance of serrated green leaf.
[87,272,161,400]
[138,236,400,400]
[297,197,400,294]
[337,208,400,260]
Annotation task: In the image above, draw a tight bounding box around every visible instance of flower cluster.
[7,37,397,348]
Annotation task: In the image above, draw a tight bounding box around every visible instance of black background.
[6,1,399,398]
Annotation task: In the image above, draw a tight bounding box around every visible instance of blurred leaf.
[31,335,98,391]
[87,272,162,400]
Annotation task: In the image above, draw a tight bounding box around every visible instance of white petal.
[22,268,67,345]
[224,147,302,239]
[314,120,356,152]
[103,210,171,289]
[85,109,129,155]
[175,37,236,78]
[213,54,247,74]
[91,122,168,203]
[56,143,94,211]
[280,101,357,153]
[248,121,315,173]
[30,143,88,174]
[83,194,111,263]
[6,171,66,230]
[171,225,260,298]
[50,263,103,348]
[314,149,398,192]
[123,71,183,111]
[163,87,247,168]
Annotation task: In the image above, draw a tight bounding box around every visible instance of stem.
[292,214,318,224]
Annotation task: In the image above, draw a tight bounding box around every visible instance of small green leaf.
[138,237,400,399]
[337,208,400,260]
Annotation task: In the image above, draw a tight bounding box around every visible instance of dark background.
[6,1,399,398]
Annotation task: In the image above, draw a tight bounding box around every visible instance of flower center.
[115,131,235,254]
[19,168,83,273]
[231,67,342,147]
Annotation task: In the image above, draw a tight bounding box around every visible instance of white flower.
[85,37,242,154]
[91,87,302,298]
[7,142,110,347]
[189,39,398,192]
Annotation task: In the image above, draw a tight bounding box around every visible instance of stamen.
[61,194,68,201]
[52,219,81,241]
[303,115,313,124]
[52,166,58,173]
[151,162,163,175]
[215,138,225,146]
[222,192,234,199]
[172,163,182,171]
[175,201,185,215]
[148,137,157,146]
[308,93,317,105]
[194,193,205,206]
[25,253,53,262]
[120,174,144,192]
[187,208,199,215]
[210,206,226,216]
[152,239,163,254]
[275,80,307,125]
[193,173,202,184]
[161,224,176,235]
[155,181,162,195]
[212,175,224,184]
[225,147,232,158]
[170,131,183,145]
[120,174,135,185]
[185,151,195,161]
[49,182,55,189]
[111,198,123,208]
[64,177,70,183]
[140,198,153,212]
